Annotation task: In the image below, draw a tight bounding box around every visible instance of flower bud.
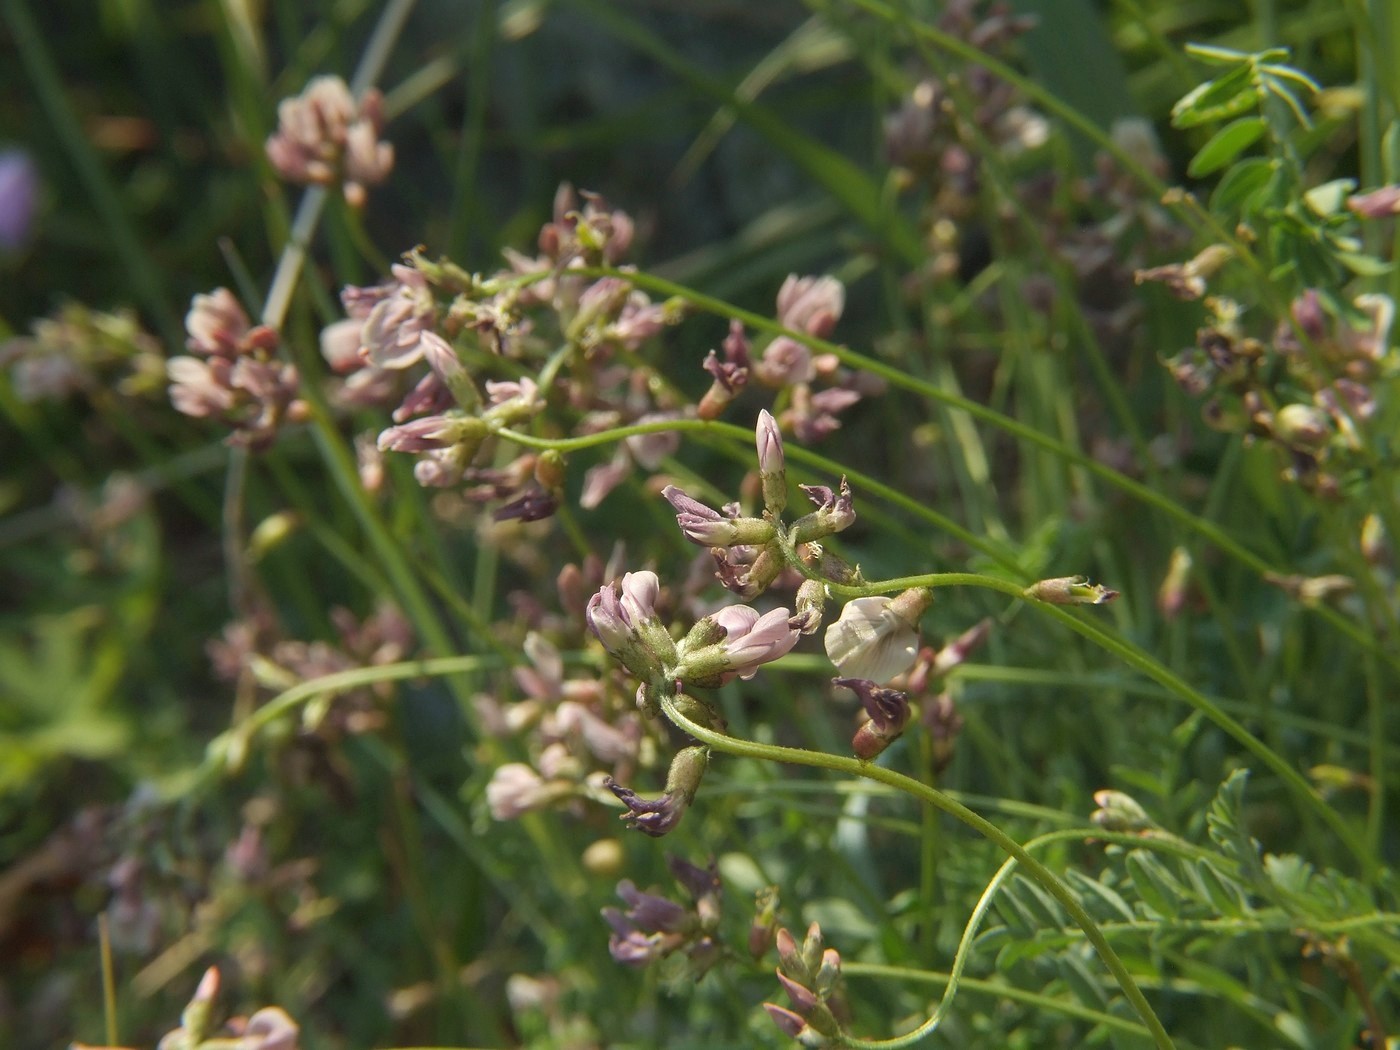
[813,947,842,998]
[791,477,856,541]
[1089,789,1155,833]
[582,838,625,877]
[1157,547,1193,621]
[790,578,827,635]
[419,330,479,408]
[756,409,787,514]
[750,886,779,960]
[1271,403,1331,453]
[534,449,567,491]
[1024,575,1119,605]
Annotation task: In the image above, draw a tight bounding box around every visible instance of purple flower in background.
[0,150,38,251]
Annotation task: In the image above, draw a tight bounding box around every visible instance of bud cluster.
[264,75,393,208]
[662,410,857,607]
[1157,286,1394,498]
[168,288,306,450]
[602,854,723,975]
[764,923,849,1047]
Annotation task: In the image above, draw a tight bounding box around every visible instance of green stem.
[574,264,1400,682]
[839,961,1154,1039]
[657,695,1175,1050]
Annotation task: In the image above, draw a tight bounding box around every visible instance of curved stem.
[838,961,1154,1040]
[571,264,1400,683]
[866,826,1213,1049]
[657,695,1175,1050]
[500,410,1365,869]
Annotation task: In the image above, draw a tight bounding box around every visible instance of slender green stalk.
[839,962,1155,1038]
[575,264,1400,681]
[657,696,1175,1050]
[98,912,119,1049]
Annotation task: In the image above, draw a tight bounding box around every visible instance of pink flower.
[711,605,799,680]
[755,336,815,386]
[486,763,563,820]
[776,274,845,337]
[265,75,393,207]
[1348,185,1400,218]
[186,287,253,357]
[361,269,435,369]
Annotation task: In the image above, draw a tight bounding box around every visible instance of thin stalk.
[579,264,1400,680]
[839,961,1155,1038]
[659,694,1175,1049]
[494,407,1368,867]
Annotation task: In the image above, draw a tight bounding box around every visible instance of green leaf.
[1188,117,1269,177]
[1183,42,1254,64]
[992,888,1040,936]
[1011,874,1067,928]
[1205,769,1264,884]
[1056,951,1110,1009]
[1195,859,1250,917]
[1172,64,1261,128]
[1064,869,1138,923]
[1263,853,1314,898]
[1337,251,1394,276]
[1125,850,1184,918]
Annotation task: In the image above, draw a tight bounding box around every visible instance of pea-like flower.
[586,570,677,683]
[673,604,800,687]
[823,588,932,684]
[661,486,774,548]
[836,677,911,760]
[602,853,721,971]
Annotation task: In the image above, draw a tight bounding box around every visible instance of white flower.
[823,595,921,684]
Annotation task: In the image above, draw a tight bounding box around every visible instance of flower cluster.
[602,854,722,974]
[167,288,305,449]
[0,301,166,403]
[318,189,693,518]
[747,275,876,443]
[265,75,393,208]
[584,564,799,835]
[1155,285,1395,496]
[480,559,659,825]
[694,273,879,442]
